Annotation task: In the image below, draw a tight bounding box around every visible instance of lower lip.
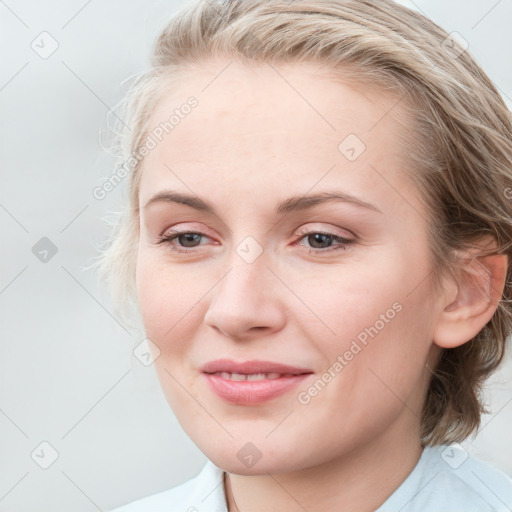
[203,373,312,405]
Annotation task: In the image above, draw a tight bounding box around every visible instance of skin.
[135,59,507,512]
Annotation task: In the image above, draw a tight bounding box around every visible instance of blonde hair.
[90,0,512,445]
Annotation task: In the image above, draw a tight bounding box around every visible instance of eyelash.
[156,229,354,255]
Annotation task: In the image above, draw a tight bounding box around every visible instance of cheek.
[135,253,207,355]
[291,249,434,388]
[311,281,434,417]
[292,299,432,452]
[285,257,406,352]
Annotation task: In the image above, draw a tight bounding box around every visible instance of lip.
[200,359,314,405]
[200,358,313,375]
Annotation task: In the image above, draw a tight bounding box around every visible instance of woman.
[96,0,512,510]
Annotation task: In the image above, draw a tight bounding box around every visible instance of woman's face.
[136,60,443,473]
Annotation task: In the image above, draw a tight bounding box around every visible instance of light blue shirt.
[109,444,512,511]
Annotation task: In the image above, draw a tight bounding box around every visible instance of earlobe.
[433,247,508,350]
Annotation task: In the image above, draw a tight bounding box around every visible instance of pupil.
[180,233,200,247]
[309,233,331,248]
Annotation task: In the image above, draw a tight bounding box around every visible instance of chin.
[208,456,290,476]
[199,441,317,476]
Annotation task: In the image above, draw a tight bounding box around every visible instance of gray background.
[1,0,511,510]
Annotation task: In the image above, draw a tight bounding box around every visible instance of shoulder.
[438,444,512,511]
[107,459,227,512]
[378,444,512,512]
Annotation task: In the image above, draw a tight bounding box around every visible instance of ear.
[433,237,508,349]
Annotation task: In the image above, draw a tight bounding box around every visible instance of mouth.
[206,371,301,381]
[200,358,313,376]
[200,359,314,405]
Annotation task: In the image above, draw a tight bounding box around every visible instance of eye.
[157,229,354,255]
[157,230,211,253]
[294,231,354,254]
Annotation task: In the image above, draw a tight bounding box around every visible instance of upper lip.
[201,359,313,375]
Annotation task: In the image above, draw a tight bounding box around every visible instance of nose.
[204,257,287,340]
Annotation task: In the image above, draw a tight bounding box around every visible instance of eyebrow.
[143,190,383,215]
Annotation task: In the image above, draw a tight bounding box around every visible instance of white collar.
[186,458,229,511]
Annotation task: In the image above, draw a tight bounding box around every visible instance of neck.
[224,411,424,512]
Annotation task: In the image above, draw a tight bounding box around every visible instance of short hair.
[90,0,512,446]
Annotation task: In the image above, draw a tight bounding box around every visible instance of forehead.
[139,60,418,216]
